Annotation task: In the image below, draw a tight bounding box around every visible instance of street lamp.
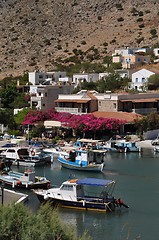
[0,183,5,205]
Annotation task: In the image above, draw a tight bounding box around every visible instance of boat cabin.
[68,149,105,166]
[9,170,36,182]
[73,138,103,149]
[20,170,35,182]
[46,178,116,202]
[1,147,29,160]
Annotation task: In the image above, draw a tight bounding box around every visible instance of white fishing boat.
[33,177,129,212]
[42,146,69,158]
[0,169,50,189]
[0,147,51,167]
[57,149,105,172]
[102,139,141,153]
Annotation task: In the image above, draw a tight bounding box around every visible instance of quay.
[0,188,28,206]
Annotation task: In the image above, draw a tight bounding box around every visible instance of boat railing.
[77,196,103,203]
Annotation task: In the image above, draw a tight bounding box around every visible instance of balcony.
[132,108,157,115]
[55,107,87,115]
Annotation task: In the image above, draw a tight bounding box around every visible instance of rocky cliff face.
[1,0,159,78]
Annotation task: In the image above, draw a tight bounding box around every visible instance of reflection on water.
[11,149,159,240]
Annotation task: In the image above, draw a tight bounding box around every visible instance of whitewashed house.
[29,71,67,85]
[72,73,99,87]
[153,48,159,57]
[29,84,73,110]
[112,48,150,69]
[129,68,155,91]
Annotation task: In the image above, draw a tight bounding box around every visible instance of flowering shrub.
[22,109,125,132]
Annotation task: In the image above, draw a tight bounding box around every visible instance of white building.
[129,68,155,91]
[29,71,67,85]
[153,48,159,57]
[30,84,74,110]
[72,73,99,87]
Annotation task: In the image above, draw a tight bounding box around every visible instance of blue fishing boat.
[57,149,105,172]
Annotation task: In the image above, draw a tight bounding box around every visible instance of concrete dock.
[0,188,28,206]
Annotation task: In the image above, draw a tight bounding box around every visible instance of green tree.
[55,62,106,77]
[14,108,30,125]
[0,203,90,240]
[147,74,159,90]
[0,108,15,129]
[0,73,29,88]
[30,123,46,138]
[10,93,30,108]
[0,84,17,108]
[97,72,129,92]
[134,112,159,134]
[73,81,97,93]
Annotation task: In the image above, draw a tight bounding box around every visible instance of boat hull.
[0,177,50,189]
[35,192,115,212]
[11,159,45,167]
[58,158,104,172]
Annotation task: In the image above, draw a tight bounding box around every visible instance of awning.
[120,98,159,103]
[44,120,61,128]
[77,178,115,186]
[55,99,90,103]
[131,99,159,103]
[78,138,102,143]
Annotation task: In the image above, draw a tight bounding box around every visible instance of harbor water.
[11,148,159,240]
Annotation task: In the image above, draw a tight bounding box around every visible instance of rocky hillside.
[1,0,159,79]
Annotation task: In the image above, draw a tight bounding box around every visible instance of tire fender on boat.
[17,180,22,185]
[44,194,49,200]
[12,181,16,188]
[82,200,86,207]
[31,150,35,156]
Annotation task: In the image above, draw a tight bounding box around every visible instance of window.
[136,78,138,82]
[61,185,73,191]
[42,104,45,107]
[126,58,131,63]
[113,103,116,109]
[137,58,141,62]
[32,101,38,106]
[99,101,101,107]
[45,92,47,97]
[142,78,145,82]
[8,149,15,153]
[39,92,41,96]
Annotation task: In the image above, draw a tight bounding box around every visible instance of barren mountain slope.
[1,0,159,78]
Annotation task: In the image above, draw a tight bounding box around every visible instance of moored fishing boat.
[102,139,141,153]
[0,147,51,167]
[57,149,105,172]
[0,169,51,189]
[33,177,129,212]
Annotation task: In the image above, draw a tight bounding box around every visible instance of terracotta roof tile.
[92,111,141,123]
[120,98,159,103]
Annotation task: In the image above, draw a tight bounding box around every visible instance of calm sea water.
[12,149,159,240]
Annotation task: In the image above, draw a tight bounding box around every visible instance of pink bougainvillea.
[22,109,126,131]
